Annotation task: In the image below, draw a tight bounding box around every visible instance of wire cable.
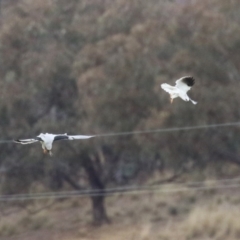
[1,182,240,201]
[94,121,240,137]
[1,121,240,200]
[0,121,240,143]
[0,140,15,143]
[1,176,240,198]
[1,177,240,201]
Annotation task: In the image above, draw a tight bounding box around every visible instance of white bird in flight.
[14,133,94,156]
[161,76,197,104]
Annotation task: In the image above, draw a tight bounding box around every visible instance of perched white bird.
[14,133,94,156]
[161,76,197,104]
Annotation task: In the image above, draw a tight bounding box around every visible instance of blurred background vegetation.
[1,0,240,228]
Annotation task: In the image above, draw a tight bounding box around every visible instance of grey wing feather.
[54,135,94,141]
[66,135,95,140]
[14,137,41,145]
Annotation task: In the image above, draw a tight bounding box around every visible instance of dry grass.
[158,202,240,240]
[183,204,240,239]
[1,186,240,240]
[0,211,52,238]
[0,223,18,237]
[18,211,52,231]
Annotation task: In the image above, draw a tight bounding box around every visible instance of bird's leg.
[170,98,173,104]
[49,151,53,156]
[43,149,47,154]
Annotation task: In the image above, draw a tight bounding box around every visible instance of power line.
[1,182,240,201]
[1,121,240,201]
[94,121,240,137]
[1,177,240,201]
[0,140,15,143]
[2,176,240,198]
[0,121,240,144]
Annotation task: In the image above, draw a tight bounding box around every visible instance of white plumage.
[161,76,197,104]
[14,133,94,156]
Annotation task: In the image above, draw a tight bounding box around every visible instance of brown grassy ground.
[1,183,240,240]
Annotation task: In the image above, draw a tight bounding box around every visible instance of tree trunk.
[82,154,110,225]
[92,194,109,225]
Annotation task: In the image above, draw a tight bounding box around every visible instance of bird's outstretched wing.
[161,83,177,94]
[14,137,41,145]
[182,76,195,86]
[175,76,195,92]
[54,134,94,141]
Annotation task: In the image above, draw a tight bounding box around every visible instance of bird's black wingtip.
[182,76,195,86]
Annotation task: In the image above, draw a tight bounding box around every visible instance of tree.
[1,0,240,226]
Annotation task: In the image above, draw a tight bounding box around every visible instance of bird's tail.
[189,98,197,105]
